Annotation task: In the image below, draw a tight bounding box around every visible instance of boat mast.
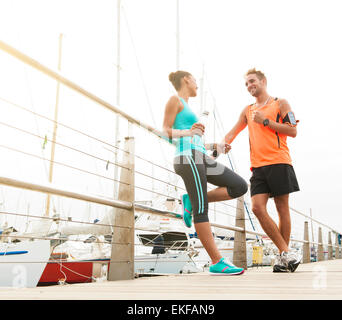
[200,64,205,113]
[113,0,121,199]
[45,33,63,217]
[176,0,180,69]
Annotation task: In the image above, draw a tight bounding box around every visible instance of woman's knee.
[228,179,248,199]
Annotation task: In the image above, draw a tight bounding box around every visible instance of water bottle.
[196,110,209,144]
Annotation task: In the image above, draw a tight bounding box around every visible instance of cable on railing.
[135,170,185,192]
[0,120,131,172]
[290,206,341,234]
[0,233,129,245]
[0,210,131,230]
[3,224,335,249]
[0,40,174,146]
[0,144,130,187]
[1,96,188,198]
[0,96,130,156]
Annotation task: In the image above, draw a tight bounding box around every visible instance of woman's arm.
[162,96,204,139]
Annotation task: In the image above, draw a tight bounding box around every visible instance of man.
[222,68,301,272]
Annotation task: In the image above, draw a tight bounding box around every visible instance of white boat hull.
[0,240,50,288]
[134,252,192,274]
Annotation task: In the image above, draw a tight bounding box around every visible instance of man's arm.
[222,106,248,144]
[252,99,297,137]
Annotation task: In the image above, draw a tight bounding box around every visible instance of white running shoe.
[273,254,288,273]
[280,250,302,272]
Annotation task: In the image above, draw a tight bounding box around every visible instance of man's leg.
[251,193,289,253]
[274,194,291,246]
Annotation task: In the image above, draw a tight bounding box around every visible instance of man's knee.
[251,202,268,219]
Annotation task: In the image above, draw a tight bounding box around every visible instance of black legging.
[174,149,248,223]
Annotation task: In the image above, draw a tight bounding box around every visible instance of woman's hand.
[190,123,205,136]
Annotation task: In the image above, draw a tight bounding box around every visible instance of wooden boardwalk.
[1,259,341,300]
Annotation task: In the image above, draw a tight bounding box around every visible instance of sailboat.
[38,221,201,284]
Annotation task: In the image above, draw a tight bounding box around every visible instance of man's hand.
[252,110,266,124]
[216,143,231,154]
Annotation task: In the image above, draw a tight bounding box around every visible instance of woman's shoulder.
[168,95,181,103]
[167,95,184,111]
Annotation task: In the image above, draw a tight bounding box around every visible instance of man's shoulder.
[244,103,253,112]
[275,98,292,113]
[274,97,289,106]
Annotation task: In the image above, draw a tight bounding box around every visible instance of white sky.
[0,0,341,235]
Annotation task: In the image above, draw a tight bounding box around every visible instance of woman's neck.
[177,88,190,102]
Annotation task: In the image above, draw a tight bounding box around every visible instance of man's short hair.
[245,68,266,81]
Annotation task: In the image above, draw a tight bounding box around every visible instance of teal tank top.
[172,97,207,157]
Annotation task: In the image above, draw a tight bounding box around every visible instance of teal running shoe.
[181,194,192,228]
[209,257,244,275]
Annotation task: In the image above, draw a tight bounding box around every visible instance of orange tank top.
[246,98,292,169]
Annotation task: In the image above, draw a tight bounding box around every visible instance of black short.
[250,164,299,198]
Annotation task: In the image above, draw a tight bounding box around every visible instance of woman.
[163,70,248,275]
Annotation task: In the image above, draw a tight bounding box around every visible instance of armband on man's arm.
[283,111,299,127]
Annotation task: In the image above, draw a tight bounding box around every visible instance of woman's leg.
[194,221,222,264]
[205,154,248,202]
[174,154,222,264]
[207,187,232,202]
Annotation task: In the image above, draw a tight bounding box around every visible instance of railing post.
[233,196,247,269]
[336,234,341,259]
[303,221,310,263]
[108,136,135,281]
[328,231,333,260]
[318,227,324,261]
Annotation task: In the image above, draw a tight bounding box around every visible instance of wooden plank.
[1,260,341,300]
